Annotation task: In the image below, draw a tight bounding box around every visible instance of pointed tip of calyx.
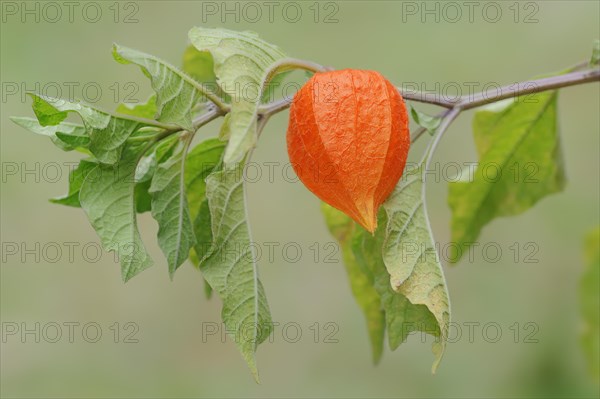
[356,214,377,235]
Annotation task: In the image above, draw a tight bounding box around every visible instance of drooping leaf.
[50,159,97,207]
[184,138,226,267]
[188,27,288,164]
[135,135,180,214]
[10,116,89,152]
[28,94,148,164]
[581,226,599,381]
[79,146,154,281]
[321,203,385,364]
[353,214,442,363]
[113,44,214,131]
[200,162,272,381]
[410,106,442,136]
[185,139,226,221]
[149,137,197,277]
[193,199,217,300]
[381,162,450,371]
[448,91,565,262]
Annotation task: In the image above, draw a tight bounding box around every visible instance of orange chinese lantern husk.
[287,69,410,233]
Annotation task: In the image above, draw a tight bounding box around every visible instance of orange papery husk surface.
[287,69,410,233]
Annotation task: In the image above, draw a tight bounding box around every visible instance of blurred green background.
[1,1,599,397]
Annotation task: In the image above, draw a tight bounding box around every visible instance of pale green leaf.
[135,180,152,213]
[185,138,226,221]
[134,135,180,214]
[200,162,272,381]
[79,147,154,281]
[382,162,450,372]
[184,138,226,270]
[352,215,442,363]
[321,203,385,364]
[28,94,147,164]
[581,226,599,381]
[135,152,157,183]
[149,138,197,277]
[448,90,565,262]
[188,27,287,164]
[183,138,225,299]
[113,44,211,131]
[50,159,97,207]
[55,132,91,150]
[10,116,89,152]
[116,95,157,120]
[181,45,230,104]
[182,45,217,83]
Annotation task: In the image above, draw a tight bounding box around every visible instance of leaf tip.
[389,276,404,292]
[112,43,128,64]
[372,350,383,366]
[168,267,176,281]
[248,361,262,384]
[430,340,446,374]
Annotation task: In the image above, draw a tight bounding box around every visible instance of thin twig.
[257,66,600,118]
[149,62,599,155]
[457,68,600,110]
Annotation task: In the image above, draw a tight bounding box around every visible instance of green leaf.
[590,39,600,67]
[10,116,89,152]
[410,107,442,136]
[448,90,565,262]
[261,70,292,103]
[28,94,147,164]
[134,136,180,214]
[381,162,450,372]
[134,180,152,213]
[184,138,226,269]
[135,152,158,183]
[79,146,154,281]
[116,95,157,120]
[200,162,272,381]
[355,218,442,362]
[581,226,599,381]
[193,199,216,300]
[55,132,91,150]
[113,44,212,131]
[185,139,226,221]
[50,159,97,207]
[182,45,217,83]
[203,278,213,299]
[321,203,385,364]
[149,137,197,277]
[182,45,230,104]
[188,27,287,164]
